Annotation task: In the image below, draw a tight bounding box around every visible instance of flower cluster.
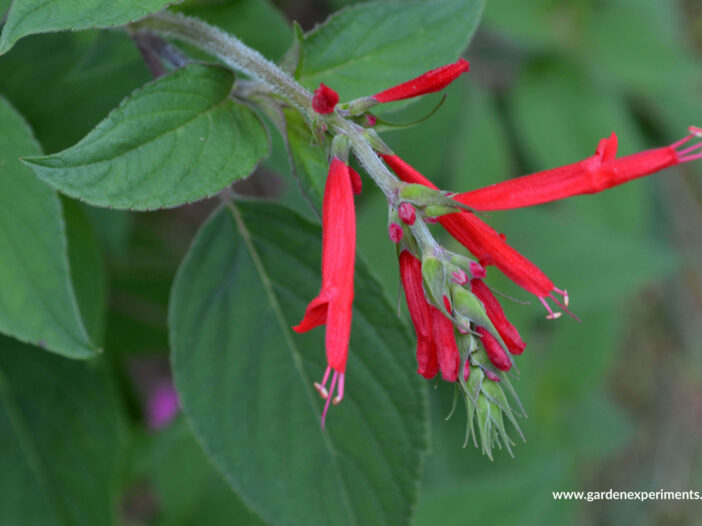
[295,58,702,451]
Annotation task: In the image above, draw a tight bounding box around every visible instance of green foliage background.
[0,0,701,525]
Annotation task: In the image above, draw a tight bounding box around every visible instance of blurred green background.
[1,0,701,524]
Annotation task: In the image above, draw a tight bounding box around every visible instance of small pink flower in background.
[147,380,180,430]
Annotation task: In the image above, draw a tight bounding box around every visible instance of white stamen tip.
[313,383,328,399]
[546,312,562,320]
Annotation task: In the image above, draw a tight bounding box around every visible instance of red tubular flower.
[470,279,526,355]
[372,58,470,103]
[399,250,438,379]
[293,157,356,426]
[456,128,702,211]
[430,304,460,382]
[399,251,460,381]
[382,153,570,319]
[312,83,339,114]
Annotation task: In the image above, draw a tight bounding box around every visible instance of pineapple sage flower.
[293,147,358,427]
[294,54,701,446]
[455,127,702,211]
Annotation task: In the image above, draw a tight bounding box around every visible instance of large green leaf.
[22,63,269,210]
[0,0,176,54]
[170,202,428,526]
[0,97,95,358]
[299,0,484,100]
[0,337,126,525]
[135,421,267,526]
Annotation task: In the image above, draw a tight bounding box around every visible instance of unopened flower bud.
[388,222,403,243]
[312,83,339,114]
[398,202,416,225]
[483,369,500,382]
[451,268,468,285]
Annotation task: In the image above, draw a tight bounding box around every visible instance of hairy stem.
[137,11,410,200]
[139,11,312,112]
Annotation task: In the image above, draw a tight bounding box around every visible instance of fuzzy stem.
[137,11,312,112]
[137,11,405,200]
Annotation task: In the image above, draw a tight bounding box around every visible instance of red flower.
[456,129,702,211]
[312,83,339,114]
[382,153,570,318]
[372,58,470,103]
[399,251,460,381]
[293,157,356,425]
[470,279,526,355]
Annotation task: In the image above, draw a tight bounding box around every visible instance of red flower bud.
[388,222,403,243]
[469,261,486,279]
[483,369,500,382]
[398,202,416,225]
[372,58,470,103]
[349,166,362,195]
[451,269,468,285]
[477,327,512,371]
[293,157,356,425]
[470,279,526,355]
[312,83,339,114]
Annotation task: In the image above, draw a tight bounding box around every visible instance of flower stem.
[137,11,313,112]
[136,11,405,200]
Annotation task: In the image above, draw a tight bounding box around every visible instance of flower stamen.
[314,366,331,399]
[553,286,569,307]
[321,371,340,428]
[538,297,562,320]
[673,128,702,163]
[333,373,345,405]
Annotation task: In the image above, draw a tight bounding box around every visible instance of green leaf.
[63,198,108,346]
[140,421,267,526]
[0,0,176,54]
[0,30,150,153]
[0,337,127,525]
[299,0,484,100]
[22,63,269,210]
[170,202,428,526]
[0,97,95,358]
